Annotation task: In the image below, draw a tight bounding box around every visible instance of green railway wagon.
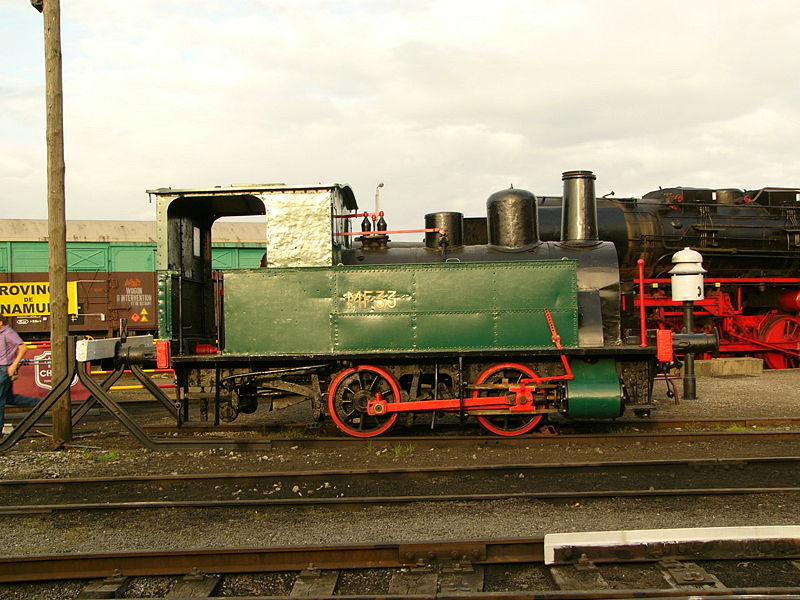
[0,239,263,273]
[0,219,265,338]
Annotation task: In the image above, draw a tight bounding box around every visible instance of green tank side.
[222,261,579,355]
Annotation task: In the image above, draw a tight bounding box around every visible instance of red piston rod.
[368,392,550,415]
[367,309,573,417]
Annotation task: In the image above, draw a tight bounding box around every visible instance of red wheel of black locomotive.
[328,365,401,437]
[758,315,800,369]
[472,363,544,436]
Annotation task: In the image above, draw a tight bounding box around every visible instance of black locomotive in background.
[489,186,800,369]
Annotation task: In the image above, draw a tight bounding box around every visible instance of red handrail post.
[638,258,647,347]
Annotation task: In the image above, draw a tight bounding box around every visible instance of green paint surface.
[565,358,622,418]
[212,247,265,269]
[2,240,260,273]
[110,245,155,272]
[223,261,579,355]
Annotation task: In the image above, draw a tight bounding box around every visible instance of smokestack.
[560,170,599,245]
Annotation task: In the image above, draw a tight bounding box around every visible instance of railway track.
[1,533,799,596]
[9,416,800,452]
[141,415,800,436]
[129,426,800,452]
[142,416,800,448]
[15,413,800,434]
[1,456,798,514]
[142,415,800,434]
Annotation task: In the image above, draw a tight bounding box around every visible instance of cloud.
[1,0,799,227]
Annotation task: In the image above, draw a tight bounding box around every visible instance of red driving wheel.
[328,365,401,437]
[472,363,544,436]
[758,315,800,369]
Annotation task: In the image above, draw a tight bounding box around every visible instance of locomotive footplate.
[170,344,657,365]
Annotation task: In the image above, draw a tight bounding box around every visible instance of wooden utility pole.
[36,0,72,444]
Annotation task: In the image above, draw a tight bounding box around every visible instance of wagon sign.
[12,348,90,402]
[0,281,79,316]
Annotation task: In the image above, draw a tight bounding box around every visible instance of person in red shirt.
[0,315,40,431]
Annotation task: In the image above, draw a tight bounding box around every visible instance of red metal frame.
[656,329,674,363]
[633,276,800,365]
[637,259,647,347]
[367,309,574,417]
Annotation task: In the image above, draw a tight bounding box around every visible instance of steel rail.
[125,429,800,452]
[95,591,800,599]
[113,591,800,599]
[2,538,800,599]
[0,457,798,514]
[110,591,800,600]
[143,415,800,433]
[3,486,800,515]
[13,423,800,451]
[12,416,800,450]
[0,538,544,583]
[14,419,800,441]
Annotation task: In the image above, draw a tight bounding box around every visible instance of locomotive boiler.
[151,170,714,437]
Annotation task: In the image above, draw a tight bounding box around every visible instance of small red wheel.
[758,315,800,369]
[472,363,544,436]
[328,365,400,437]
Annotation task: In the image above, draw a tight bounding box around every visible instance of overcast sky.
[2,1,799,228]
